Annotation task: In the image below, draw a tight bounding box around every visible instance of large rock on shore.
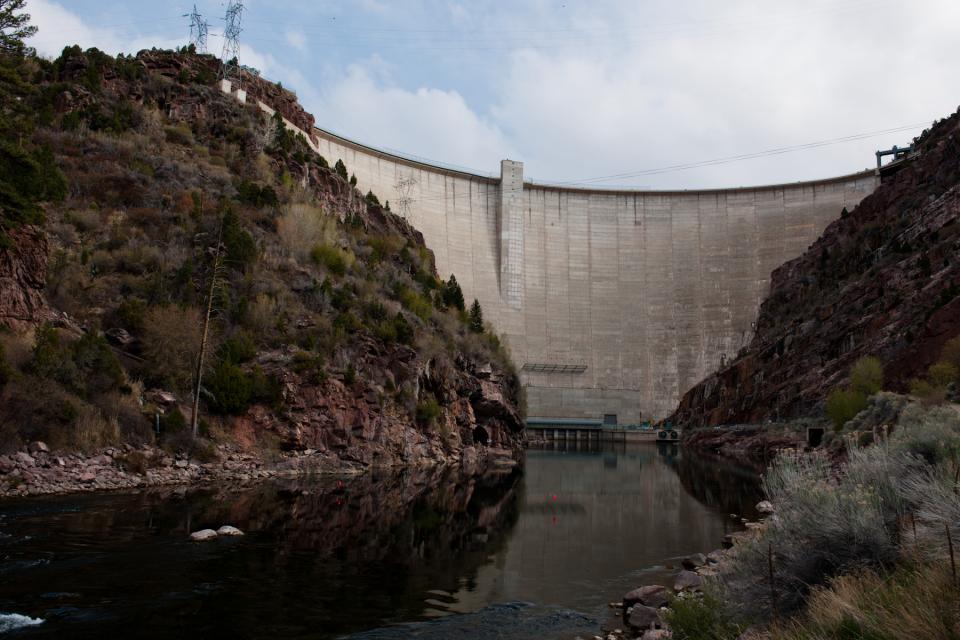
[623,585,670,610]
[625,604,661,632]
[673,570,703,592]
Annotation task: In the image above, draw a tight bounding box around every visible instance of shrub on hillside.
[850,356,883,396]
[826,387,866,431]
[889,403,960,466]
[206,360,281,415]
[311,243,353,276]
[140,305,204,392]
[277,203,337,261]
[720,454,902,619]
[771,563,960,640]
[416,395,442,426]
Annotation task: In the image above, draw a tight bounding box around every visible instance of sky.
[22,0,960,188]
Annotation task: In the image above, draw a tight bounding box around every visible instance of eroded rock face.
[673,110,960,427]
[0,226,53,330]
[247,349,524,470]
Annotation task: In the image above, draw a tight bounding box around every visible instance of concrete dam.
[309,127,878,423]
[233,82,878,422]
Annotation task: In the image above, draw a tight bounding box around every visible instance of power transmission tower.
[220,0,244,81]
[184,5,209,53]
[394,173,418,219]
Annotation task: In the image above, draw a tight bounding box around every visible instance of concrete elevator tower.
[499,160,525,309]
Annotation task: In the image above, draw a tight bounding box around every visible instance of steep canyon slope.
[673,108,960,427]
[0,48,523,473]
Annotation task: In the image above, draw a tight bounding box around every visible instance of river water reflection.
[0,443,761,639]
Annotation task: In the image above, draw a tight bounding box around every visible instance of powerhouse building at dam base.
[314,133,878,425]
[231,82,880,424]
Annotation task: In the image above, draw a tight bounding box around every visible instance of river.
[0,442,761,638]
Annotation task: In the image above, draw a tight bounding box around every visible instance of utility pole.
[191,203,222,438]
[220,0,245,82]
[184,5,209,53]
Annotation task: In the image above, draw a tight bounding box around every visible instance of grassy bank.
[668,397,960,639]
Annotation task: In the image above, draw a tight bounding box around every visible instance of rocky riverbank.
[597,500,775,640]
[681,423,808,470]
[0,440,520,499]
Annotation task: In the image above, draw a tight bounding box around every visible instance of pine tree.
[334,159,348,181]
[469,299,483,333]
[443,275,464,311]
[0,0,37,56]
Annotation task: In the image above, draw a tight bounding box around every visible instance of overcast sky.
[24,0,960,188]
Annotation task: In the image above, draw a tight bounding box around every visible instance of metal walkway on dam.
[525,418,681,444]
[217,78,883,424]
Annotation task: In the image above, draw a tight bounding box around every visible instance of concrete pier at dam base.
[220,82,879,422]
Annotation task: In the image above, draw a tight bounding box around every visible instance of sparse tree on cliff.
[442,274,465,312]
[469,299,483,333]
[334,159,348,181]
[0,0,36,56]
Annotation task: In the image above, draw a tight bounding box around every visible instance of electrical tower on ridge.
[220,0,245,82]
[183,4,209,54]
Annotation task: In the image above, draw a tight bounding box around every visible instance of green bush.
[416,395,442,425]
[927,361,958,388]
[311,243,352,276]
[0,342,12,388]
[236,180,279,208]
[222,208,257,269]
[206,360,252,415]
[219,330,257,364]
[850,356,883,396]
[826,387,867,431]
[665,592,746,640]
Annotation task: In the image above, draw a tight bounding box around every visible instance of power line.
[375,120,929,205]
[546,122,931,186]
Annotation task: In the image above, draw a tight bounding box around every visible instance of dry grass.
[276,203,338,261]
[73,406,121,452]
[772,561,960,640]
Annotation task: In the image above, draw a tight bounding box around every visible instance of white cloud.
[284,29,307,54]
[19,0,960,188]
[314,64,516,173]
[27,0,182,57]
[473,0,960,187]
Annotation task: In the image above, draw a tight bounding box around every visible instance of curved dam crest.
[236,84,878,421]
[313,130,877,422]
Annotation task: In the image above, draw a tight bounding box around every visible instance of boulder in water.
[190,529,218,541]
[217,525,244,536]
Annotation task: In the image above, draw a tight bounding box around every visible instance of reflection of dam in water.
[1,442,760,639]
[447,444,751,617]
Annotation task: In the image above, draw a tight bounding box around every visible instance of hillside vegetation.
[0,41,524,470]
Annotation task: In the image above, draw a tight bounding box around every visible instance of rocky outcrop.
[0,225,53,330]
[673,109,960,426]
[245,343,523,470]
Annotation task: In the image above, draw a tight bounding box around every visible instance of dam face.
[310,127,878,422]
